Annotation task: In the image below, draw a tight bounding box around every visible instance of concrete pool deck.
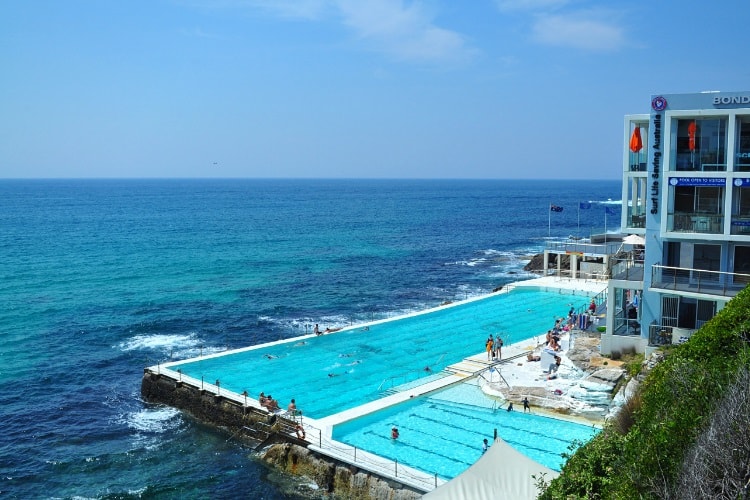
[144,275,608,496]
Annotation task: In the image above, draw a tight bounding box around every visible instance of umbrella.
[623,234,645,245]
[629,126,643,153]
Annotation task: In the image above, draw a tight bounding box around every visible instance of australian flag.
[579,202,592,209]
[605,206,618,216]
[550,204,563,212]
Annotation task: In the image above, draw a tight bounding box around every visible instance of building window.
[629,123,648,171]
[673,118,727,171]
[736,116,750,171]
[731,184,750,234]
[734,246,750,284]
[670,185,725,233]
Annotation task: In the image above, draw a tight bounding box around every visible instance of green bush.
[540,285,750,499]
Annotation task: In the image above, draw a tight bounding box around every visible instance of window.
[736,116,750,171]
[731,185,750,234]
[673,118,727,171]
[674,186,723,214]
[734,246,750,284]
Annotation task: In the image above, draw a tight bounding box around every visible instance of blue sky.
[1,0,748,179]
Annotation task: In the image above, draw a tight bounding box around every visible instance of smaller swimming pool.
[332,383,599,479]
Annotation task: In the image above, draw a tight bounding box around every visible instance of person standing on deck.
[494,334,503,360]
[486,335,494,361]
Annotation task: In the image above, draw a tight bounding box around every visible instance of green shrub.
[540,285,750,499]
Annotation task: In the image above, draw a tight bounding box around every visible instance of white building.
[602,91,750,356]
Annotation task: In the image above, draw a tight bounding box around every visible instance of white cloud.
[532,11,625,51]
[207,0,475,64]
[334,0,474,63]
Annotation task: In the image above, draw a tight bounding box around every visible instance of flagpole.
[577,203,580,237]
[548,204,551,238]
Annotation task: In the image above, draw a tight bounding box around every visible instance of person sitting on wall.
[264,395,280,411]
[287,398,301,416]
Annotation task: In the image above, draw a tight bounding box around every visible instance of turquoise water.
[173,287,593,418]
[1,179,621,498]
[332,383,600,479]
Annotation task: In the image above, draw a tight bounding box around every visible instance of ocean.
[0,178,621,499]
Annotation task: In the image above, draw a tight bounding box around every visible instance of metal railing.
[667,212,724,234]
[648,323,673,346]
[305,424,444,493]
[627,214,646,228]
[610,257,645,281]
[650,265,750,298]
[545,240,622,256]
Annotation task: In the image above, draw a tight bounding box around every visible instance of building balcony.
[628,214,646,228]
[667,212,724,234]
[730,216,750,235]
[545,240,622,255]
[647,324,697,347]
[611,257,644,282]
[650,264,750,299]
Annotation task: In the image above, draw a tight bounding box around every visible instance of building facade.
[603,91,750,355]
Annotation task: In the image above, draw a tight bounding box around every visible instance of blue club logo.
[652,96,668,111]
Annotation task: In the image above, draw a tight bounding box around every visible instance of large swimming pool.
[332,382,599,479]
[172,287,593,418]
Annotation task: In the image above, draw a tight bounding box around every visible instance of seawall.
[140,369,424,499]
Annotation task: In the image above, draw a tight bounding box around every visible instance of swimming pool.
[332,382,599,479]
[172,287,593,418]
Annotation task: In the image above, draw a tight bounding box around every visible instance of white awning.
[423,437,559,500]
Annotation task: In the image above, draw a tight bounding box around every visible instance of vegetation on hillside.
[539,286,750,499]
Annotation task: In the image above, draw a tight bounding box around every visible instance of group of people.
[258,392,281,411]
[545,329,562,351]
[258,392,301,415]
[505,397,532,413]
[313,323,342,336]
[485,334,504,361]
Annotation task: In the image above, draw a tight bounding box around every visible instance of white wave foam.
[120,332,200,352]
[122,407,182,433]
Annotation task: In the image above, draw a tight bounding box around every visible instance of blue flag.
[550,205,563,212]
[579,202,592,209]
[605,206,618,216]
